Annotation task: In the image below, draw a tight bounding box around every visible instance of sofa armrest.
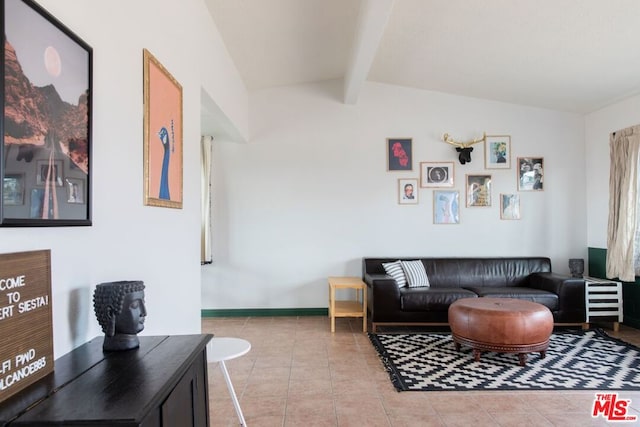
[363,274,401,321]
[528,272,585,313]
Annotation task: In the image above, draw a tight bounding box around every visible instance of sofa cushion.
[401,260,430,288]
[382,260,407,287]
[401,288,477,311]
[464,286,559,311]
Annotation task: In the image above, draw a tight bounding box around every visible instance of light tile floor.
[202,317,640,426]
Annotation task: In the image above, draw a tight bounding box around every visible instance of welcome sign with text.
[0,250,53,403]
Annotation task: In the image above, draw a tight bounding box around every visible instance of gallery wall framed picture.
[420,162,454,188]
[65,178,84,204]
[484,135,511,169]
[1,0,92,226]
[500,193,521,220]
[466,174,492,207]
[398,178,418,205]
[433,190,459,224]
[35,160,63,187]
[143,49,183,209]
[3,174,25,206]
[387,138,412,171]
[517,157,544,191]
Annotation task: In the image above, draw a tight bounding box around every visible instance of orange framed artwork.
[143,49,183,209]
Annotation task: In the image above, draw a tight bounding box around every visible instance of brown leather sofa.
[363,257,586,332]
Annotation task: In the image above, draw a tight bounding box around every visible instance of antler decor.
[442,132,487,148]
[443,132,487,165]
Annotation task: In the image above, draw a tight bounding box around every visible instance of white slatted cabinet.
[584,276,623,331]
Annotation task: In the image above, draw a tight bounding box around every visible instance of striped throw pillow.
[382,260,407,288]
[400,260,430,288]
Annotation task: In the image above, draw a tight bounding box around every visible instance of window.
[201,135,213,264]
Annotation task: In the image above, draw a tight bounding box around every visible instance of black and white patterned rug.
[369,329,640,391]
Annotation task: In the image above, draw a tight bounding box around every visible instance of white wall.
[585,93,640,248]
[202,80,587,309]
[0,0,247,358]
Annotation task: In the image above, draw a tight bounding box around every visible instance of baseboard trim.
[201,308,328,318]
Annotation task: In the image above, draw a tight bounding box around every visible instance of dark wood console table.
[0,334,212,426]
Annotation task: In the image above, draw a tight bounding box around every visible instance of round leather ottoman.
[448,297,553,366]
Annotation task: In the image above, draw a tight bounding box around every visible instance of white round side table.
[206,337,252,426]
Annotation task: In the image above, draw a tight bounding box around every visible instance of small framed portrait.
[466,174,492,207]
[387,138,412,171]
[65,178,85,204]
[36,160,64,187]
[500,194,521,220]
[434,190,460,224]
[398,178,418,205]
[3,174,25,205]
[420,162,454,188]
[517,157,544,191]
[484,135,511,169]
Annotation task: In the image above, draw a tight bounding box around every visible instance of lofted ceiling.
[204,0,640,113]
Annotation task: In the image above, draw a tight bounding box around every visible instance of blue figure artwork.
[158,126,171,200]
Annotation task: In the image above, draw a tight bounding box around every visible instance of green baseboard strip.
[623,316,640,330]
[201,308,328,318]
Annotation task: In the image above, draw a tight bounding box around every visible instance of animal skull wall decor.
[443,132,487,165]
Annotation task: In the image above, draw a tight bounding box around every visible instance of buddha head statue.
[93,281,146,351]
[568,259,585,278]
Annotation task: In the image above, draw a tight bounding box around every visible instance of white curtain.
[201,135,213,264]
[606,124,640,281]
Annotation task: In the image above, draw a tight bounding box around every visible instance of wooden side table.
[328,276,367,333]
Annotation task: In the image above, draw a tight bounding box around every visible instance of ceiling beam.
[343,0,394,105]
